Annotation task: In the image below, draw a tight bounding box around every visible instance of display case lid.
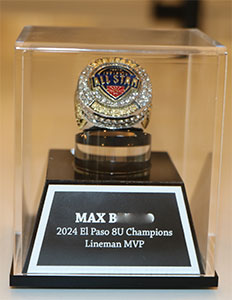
[15,26,227,55]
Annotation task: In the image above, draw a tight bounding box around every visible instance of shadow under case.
[11,26,227,288]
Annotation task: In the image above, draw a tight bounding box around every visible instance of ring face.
[90,63,140,102]
[75,57,152,129]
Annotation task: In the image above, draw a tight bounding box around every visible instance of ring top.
[75,57,152,129]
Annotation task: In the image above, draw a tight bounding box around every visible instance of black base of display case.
[10,265,218,289]
[10,150,218,289]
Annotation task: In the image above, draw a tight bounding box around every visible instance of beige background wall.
[0,0,231,298]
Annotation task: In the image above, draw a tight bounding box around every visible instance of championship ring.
[75,57,152,129]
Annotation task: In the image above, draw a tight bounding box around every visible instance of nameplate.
[27,184,200,275]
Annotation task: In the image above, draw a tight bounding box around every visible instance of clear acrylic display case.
[11,26,227,288]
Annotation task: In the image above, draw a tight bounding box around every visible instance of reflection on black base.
[75,128,151,174]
